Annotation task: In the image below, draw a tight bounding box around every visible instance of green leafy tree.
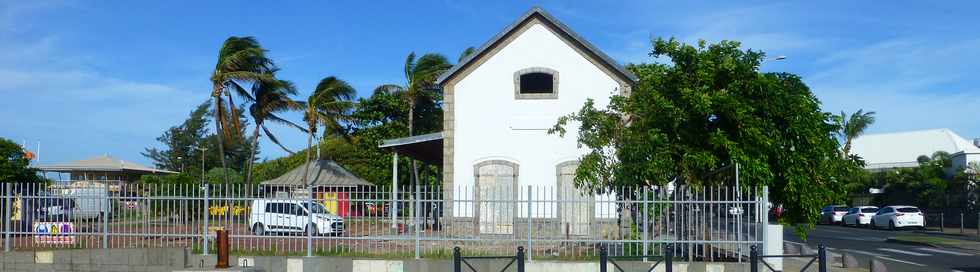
[209,36,276,187]
[0,137,41,183]
[143,100,257,181]
[834,110,876,157]
[142,101,212,177]
[551,38,859,236]
[243,79,305,185]
[300,76,355,188]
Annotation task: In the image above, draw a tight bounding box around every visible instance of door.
[283,203,304,232]
[476,161,517,235]
[558,161,592,236]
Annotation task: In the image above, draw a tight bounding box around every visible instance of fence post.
[453,247,462,272]
[960,212,964,234]
[307,187,314,257]
[516,246,525,272]
[203,185,210,256]
[4,182,10,252]
[526,186,532,262]
[599,245,608,272]
[102,180,110,249]
[665,244,673,272]
[749,245,759,272]
[818,245,827,272]
[642,187,648,262]
[939,212,944,232]
[415,185,421,260]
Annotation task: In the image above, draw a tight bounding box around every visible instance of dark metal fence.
[599,244,673,272]
[750,244,826,272]
[453,246,525,272]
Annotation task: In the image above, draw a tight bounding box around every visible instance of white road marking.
[784,240,804,245]
[877,248,932,256]
[952,269,966,272]
[841,249,889,257]
[916,247,973,256]
[877,256,927,266]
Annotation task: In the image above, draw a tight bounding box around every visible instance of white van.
[63,187,111,221]
[249,199,344,236]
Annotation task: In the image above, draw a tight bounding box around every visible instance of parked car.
[842,206,878,226]
[64,186,111,221]
[249,199,344,236]
[870,206,924,230]
[819,205,849,225]
[33,193,75,221]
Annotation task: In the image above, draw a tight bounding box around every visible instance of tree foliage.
[551,38,861,236]
[142,100,256,180]
[0,137,42,183]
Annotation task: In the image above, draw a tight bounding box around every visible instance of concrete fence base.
[1,248,756,272]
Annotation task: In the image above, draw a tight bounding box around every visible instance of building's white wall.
[451,23,621,217]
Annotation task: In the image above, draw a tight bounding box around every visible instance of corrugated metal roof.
[436,6,638,85]
[850,128,980,169]
[35,155,177,174]
[260,160,372,187]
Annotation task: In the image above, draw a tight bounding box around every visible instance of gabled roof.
[260,160,372,187]
[436,6,638,85]
[850,128,980,169]
[36,155,177,174]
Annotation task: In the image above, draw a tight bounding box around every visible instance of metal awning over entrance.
[379,132,443,165]
[379,131,444,229]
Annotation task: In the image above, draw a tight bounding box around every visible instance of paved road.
[785,225,980,272]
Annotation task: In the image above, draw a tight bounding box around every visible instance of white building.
[382,7,636,235]
[850,128,980,172]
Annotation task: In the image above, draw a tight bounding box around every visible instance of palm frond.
[262,125,294,154]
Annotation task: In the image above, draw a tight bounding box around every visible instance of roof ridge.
[436,6,637,85]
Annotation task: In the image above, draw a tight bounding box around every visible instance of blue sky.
[2,1,979,167]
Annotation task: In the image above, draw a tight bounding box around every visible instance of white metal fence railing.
[0,181,766,261]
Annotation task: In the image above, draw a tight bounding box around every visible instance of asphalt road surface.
[785,224,980,272]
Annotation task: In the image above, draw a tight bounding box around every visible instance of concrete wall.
[0,248,754,272]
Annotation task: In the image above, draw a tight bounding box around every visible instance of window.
[514,67,558,99]
[861,208,879,213]
[896,207,920,213]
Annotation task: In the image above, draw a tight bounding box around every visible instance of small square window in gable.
[514,67,558,99]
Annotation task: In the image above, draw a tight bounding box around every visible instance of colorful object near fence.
[209,205,250,216]
[33,222,76,245]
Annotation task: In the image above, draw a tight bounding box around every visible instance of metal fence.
[0,181,767,260]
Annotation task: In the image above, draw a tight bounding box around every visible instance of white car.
[870,206,924,230]
[249,199,344,236]
[841,206,878,226]
[819,205,848,225]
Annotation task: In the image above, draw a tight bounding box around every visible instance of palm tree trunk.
[211,93,230,186]
[302,127,313,189]
[408,99,420,188]
[244,122,262,185]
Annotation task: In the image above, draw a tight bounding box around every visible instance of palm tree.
[209,36,276,187]
[243,79,306,185]
[373,52,451,187]
[835,109,876,157]
[301,76,356,188]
